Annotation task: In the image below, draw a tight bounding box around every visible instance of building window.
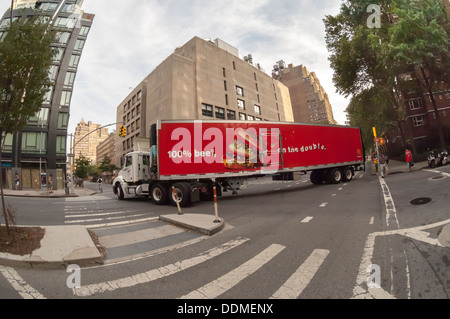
[56,136,67,155]
[69,55,80,69]
[225,94,229,106]
[48,65,59,82]
[215,107,225,119]
[64,72,76,88]
[254,105,261,115]
[236,86,244,97]
[28,108,49,126]
[248,115,254,121]
[55,32,71,44]
[223,68,226,77]
[202,103,213,117]
[57,113,69,129]
[224,81,227,91]
[53,48,65,63]
[227,110,236,120]
[74,39,85,51]
[21,132,46,154]
[137,90,142,101]
[408,98,424,110]
[1,133,13,152]
[79,26,90,37]
[412,116,425,127]
[239,113,246,121]
[237,99,245,110]
[233,61,236,70]
[60,91,72,107]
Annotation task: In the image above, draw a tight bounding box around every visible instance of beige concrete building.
[116,37,294,166]
[275,63,336,125]
[96,132,116,166]
[73,119,109,164]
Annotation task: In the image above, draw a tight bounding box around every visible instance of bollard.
[213,186,221,223]
[172,186,183,215]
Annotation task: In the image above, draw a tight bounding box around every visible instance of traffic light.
[119,125,127,137]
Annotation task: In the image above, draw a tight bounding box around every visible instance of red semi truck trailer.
[113,120,365,206]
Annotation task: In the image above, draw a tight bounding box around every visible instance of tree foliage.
[0,17,56,235]
[324,0,450,151]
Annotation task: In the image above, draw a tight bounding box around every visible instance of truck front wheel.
[151,183,168,205]
[310,170,324,185]
[116,183,124,200]
[170,182,191,207]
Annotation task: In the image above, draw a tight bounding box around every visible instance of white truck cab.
[113,151,151,199]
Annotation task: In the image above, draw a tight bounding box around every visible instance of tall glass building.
[0,0,94,190]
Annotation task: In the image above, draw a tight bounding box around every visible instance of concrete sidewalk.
[1,186,96,198]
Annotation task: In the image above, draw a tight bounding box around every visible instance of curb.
[159,214,225,236]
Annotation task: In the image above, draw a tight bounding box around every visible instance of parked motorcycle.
[428,149,436,168]
[428,149,448,168]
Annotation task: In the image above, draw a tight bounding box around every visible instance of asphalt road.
[0,162,449,301]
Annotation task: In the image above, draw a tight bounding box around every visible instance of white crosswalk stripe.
[73,237,250,297]
[180,244,286,299]
[271,249,330,299]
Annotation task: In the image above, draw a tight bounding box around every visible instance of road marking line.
[65,210,142,218]
[0,267,46,299]
[331,194,337,197]
[72,237,249,297]
[378,176,399,228]
[301,217,313,223]
[424,169,450,178]
[369,217,374,225]
[271,249,330,299]
[64,213,149,224]
[319,202,328,208]
[86,217,159,229]
[180,244,285,299]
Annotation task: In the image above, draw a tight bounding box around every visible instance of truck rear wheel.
[151,183,168,205]
[310,170,324,185]
[327,168,342,184]
[342,167,353,182]
[170,182,191,207]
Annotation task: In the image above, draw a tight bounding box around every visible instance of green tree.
[99,155,118,173]
[74,155,91,180]
[388,0,450,148]
[0,18,56,234]
[324,0,450,151]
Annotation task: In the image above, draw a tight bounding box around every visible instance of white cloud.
[0,0,350,136]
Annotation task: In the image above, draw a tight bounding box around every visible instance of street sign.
[67,154,75,158]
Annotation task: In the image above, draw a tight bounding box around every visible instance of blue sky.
[1,0,349,135]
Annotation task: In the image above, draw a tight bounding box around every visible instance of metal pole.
[172,186,182,215]
[213,186,220,223]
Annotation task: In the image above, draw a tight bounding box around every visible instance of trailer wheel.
[310,170,324,185]
[327,168,342,184]
[116,183,124,200]
[170,182,191,207]
[151,183,168,205]
[342,167,353,182]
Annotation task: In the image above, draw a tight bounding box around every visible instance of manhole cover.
[410,197,432,205]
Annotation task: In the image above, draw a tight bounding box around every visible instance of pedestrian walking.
[406,147,413,172]
[35,178,39,192]
[379,153,389,178]
[14,174,20,190]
